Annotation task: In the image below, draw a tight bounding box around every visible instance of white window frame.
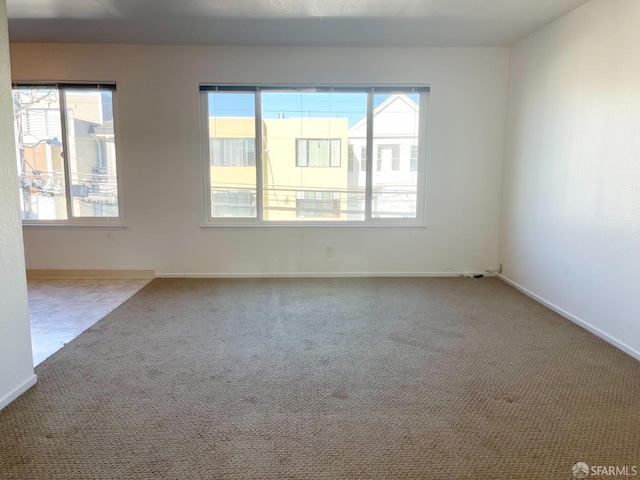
[13,82,124,227]
[200,85,429,228]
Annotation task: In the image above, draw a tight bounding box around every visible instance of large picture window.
[12,83,120,223]
[201,86,428,225]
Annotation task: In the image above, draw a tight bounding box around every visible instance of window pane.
[372,93,420,218]
[261,91,367,221]
[65,90,119,218]
[308,139,326,167]
[13,88,68,220]
[208,92,257,218]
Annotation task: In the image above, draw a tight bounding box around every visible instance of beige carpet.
[1,278,639,479]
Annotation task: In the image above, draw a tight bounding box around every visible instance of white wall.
[0,0,36,410]
[10,44,508,276]
[500,0,640,358]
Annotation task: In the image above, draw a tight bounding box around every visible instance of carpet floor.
[1,277,639,479]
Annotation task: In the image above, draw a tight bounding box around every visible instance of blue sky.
[208,92,418,128]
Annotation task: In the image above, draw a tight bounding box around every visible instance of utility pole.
[13,91,32,218]
[13,89,60,219]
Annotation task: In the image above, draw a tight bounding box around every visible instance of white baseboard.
[155,271,494,279]
[0,374,37,412]
[498,274,640,362]
[27,269,155,279]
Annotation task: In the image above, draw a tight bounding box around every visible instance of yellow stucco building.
[209,116,351,221]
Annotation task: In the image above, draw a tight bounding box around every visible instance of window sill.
[22,220,126,229]
[200,222,428,229]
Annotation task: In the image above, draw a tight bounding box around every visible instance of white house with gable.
[347,94,420,219]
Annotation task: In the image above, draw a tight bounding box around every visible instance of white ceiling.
[7,0,590,47]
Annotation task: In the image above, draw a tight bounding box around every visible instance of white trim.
[255,91,264,221]
[59,88,73,220]
[200,91,212,225]
[416,92,429,226]
[26,269,155,279]
[156,271,489,278]
[110,88,125,224]
[498,274,640,362]
[364,91,374,220]
[0,374,37,412]
[200,221,426,229]
[22,221,125,228]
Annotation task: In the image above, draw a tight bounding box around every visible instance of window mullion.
[255,91,264,221]
[365,91,374,221]
[416,92,429,223]
[58,89,74,220]
[200,92,213,221]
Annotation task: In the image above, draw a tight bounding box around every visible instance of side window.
[13,84,120,222]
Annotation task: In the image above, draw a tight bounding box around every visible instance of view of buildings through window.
[205,88,425,222]
[12,85,119,221]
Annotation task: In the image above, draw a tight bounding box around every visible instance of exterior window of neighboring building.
[392,149,401,171]
[212,190,256,217]
[296,139,341,167]
[24,109,61,139]
[12,83,120,223]
[410,145,419,171]
[210,138,256,166]
[296,191,341,218]
[377,144,400,171]
[201,86,428,224]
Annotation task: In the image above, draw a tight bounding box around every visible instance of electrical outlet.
[325,246,334,258]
